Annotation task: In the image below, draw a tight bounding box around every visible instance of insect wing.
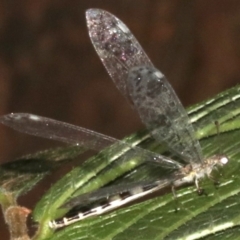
[127,66,203,163]
[86,8,153,100]
[61,179,171,209]
[86,9,203,164]
[0,113,182,169]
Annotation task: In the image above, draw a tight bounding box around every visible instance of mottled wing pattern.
[127,66,203,163]
[86,8,153,100]
[87,9,203,164]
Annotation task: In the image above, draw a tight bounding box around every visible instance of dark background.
[0,0,240,238]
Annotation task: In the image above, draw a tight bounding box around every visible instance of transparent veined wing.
[61,178,172,209]
[86,9,203,164]
[86,8,153,100]
[127,66,203,163]
[0,113,182,170]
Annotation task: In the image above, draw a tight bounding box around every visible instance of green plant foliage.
[2,86,240,240]
[0,146,84,195]
[0,146,85,212]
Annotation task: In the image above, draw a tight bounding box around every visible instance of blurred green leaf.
[0,146,85,207]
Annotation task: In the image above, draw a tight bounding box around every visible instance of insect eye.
[220,156,228,165]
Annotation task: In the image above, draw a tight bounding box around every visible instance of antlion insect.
[0,9,228,229]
